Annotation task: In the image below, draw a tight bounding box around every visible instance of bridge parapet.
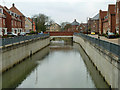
[45,32,74,36]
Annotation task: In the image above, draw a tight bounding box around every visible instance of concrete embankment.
[73,35,120,89]
[0,37,50,73]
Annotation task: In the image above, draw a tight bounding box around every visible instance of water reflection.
[2,47,50,88]
[73,43,109,88]
[2,40,109,89]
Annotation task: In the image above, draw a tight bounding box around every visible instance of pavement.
[88,34,120,45]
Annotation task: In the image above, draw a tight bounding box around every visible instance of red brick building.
[108,5,116,33]
[0,5,7,36]
[99,10,108,34]
[78,23,87,33]
[0,4,25,36]
[116,1,120,35]
[66,19,80,32]
[103,16,109,34]
[99,5,116,35]
[88,13,99,33]
[10,3,25,33]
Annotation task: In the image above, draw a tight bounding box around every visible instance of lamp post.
[87,17,89,35]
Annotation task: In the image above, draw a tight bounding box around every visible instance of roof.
[71,19,79,26]
[51,23,61,27]
[92,13,99,20]
[9,3,24,16]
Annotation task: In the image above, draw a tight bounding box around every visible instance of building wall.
[116,1,120,35]
[50,23,61,32]
[25,17,32,33]
[111,15,116,33]
[99,10,108,35]
[103,21,109,34]
[91,20,99,33]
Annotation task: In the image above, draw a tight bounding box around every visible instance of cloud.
[0,0,116,24]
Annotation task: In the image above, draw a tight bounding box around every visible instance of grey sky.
[0,0,116,24]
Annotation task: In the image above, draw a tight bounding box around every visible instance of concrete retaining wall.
[73,35,120,89]
[0,37,50,72]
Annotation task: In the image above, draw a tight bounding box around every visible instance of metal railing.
[0,34,49,46]
[74,33,120,59]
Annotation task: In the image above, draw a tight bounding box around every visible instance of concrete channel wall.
[73,35,120,89]
[0,37,50,72]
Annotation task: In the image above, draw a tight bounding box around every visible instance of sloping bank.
[0,34,50,73]
[73,34,120,89]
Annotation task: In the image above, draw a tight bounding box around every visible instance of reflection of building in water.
[73,43,109,88]
[2,46,49,88]
[35,68,38,85]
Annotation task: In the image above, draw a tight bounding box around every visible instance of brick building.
[0,4,25,36]
[108,5,116,33]
[99,5,116,35]
[99,10,108,34]
[10,3,25,33]
[103,16,109,34]
[78,23,87,33]
[0,5,7,36]
[49,23,61,32]
[71,19,79,32]
[88,13,99,33]
[66,19,80,32]
[116,1,120,35]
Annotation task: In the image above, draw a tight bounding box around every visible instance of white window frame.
[0,8,3,14]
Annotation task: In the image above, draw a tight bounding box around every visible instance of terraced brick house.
[99,10,108,34]
[49,23,61,32]
[10,3,25,33]
[116,0,120,35]
[0,5,7,36]
[88,13,99,33]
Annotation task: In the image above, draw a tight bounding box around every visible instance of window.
[11,13,14,16]
[25,24,29,27]
[0,8,3,13]
[15,21,16,26]
[11,20,13,26]
[3,19,5,25]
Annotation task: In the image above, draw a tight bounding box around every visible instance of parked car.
[20,32,26,36]
[7,32,17,37]
[91,31,95,35]
[106,32,115,38]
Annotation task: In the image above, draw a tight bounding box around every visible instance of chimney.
[74,19,76,22]
[12,3,15,7]
[117,0,120,2]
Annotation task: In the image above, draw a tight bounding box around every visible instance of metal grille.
[74,33,120,59]
[0,34,49,46]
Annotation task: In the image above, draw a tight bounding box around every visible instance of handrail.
[74,33,120,60]
[0,34,49,46]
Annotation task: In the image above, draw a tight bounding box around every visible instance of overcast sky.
[0,0,116,24]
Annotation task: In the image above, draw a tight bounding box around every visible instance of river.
[2,40,109,89]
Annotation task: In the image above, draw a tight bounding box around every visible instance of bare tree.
[32,13,54,32]
[61,22,71,31]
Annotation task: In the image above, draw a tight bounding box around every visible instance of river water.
[2,40,109,89]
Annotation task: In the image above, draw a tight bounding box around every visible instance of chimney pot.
[12,3,15,7]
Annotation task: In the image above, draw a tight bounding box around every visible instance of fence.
[0,34,49,46]
[74,33,120,59]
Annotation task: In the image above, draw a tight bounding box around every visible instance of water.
[2,40,109,89]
